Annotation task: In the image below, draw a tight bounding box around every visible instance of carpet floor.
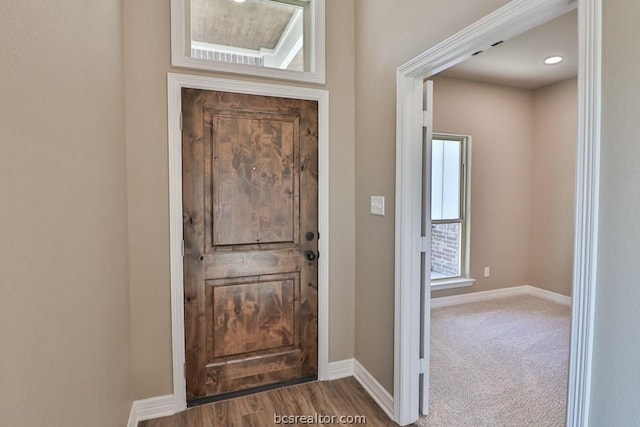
[419,294,570,427]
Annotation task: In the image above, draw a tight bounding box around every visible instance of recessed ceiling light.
[233,0,246,3]
[544,55,564,65]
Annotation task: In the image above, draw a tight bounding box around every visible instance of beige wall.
[430,76,534,297]
[590,0,640,423]
[429,76,577,300]
[0,1,131,426]
[354,0,511,395]
[530,78,577,296]
[124,0,356,399]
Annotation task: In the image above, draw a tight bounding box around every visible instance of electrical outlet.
[370,196,385,216]
[484,266,491,277]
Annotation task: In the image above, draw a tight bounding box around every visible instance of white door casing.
[167,73,330,412]
[394,0,600,425]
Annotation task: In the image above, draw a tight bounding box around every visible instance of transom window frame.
[170,0,326,84]
[429,133,474,290]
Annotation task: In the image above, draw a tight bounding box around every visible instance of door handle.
[304,250,316,262]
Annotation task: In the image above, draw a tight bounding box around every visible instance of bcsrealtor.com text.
[273,413,367,424]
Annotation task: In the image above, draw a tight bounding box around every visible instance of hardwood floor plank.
[140,377,403,426]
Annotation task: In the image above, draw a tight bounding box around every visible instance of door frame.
[167,73,330,412]
[394,0,601,425]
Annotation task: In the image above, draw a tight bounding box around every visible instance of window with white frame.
[430,134,471,281]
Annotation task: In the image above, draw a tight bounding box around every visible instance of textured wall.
[429,76,578,300]
[590,0,640,423]
[530,78,577,297]
[353,0,511,395]
[124,0,356,399]
[430,76,534,297]
[0,1,131,426]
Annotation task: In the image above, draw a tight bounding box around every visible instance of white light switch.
[370,196,385,216]
[484,266,491,277]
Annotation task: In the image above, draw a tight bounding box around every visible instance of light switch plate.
[370,196,385,216]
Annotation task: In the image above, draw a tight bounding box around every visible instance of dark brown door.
[181,88,319,402]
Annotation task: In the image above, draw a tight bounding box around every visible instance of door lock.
[304,250,316,262]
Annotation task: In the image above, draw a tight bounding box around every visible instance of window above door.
[171,0,325,84]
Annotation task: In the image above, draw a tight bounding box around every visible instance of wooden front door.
[181,89,319,403]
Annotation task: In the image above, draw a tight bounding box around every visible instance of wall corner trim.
[127,395,176,427]
[353,360,394,420]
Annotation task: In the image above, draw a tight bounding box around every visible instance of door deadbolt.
[304,250,316,262]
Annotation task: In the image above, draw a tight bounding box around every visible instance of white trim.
[328,359,354,380]
[263,9,304,69]
[127,395,175,427]
[431,285,530,308]
[191,41,264,58]
[167,73,330,412]
[353,360,394,420]
[170,0,325,84]
[567,1,601,425]
[394,0,599,425]
[430,277,475,291]
[394,65,424,427]
[526,285,572,306]
[431,285,571,309]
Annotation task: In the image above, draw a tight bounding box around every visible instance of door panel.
[207,109,298,247]
[182,88,318,402]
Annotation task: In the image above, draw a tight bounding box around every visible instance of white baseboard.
[525,285,571,306]
[127,395,176,427]
[431,285,529,308]
[431,285,571,308]
[353,360,394,420]
[328,358,354,380]
[126,361,394,425]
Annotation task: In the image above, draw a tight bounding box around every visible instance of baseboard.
[353,360,394,420]
[127,362,381,425]
[525,285,571,306]
[328,359,354,380]
[431,285,572,308]
[127,395,176,427]
[126,362,357,426]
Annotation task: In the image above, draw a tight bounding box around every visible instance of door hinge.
[419,358,427,374]
[184,362,186,379]
[181,239,185,257]
[422,110,433,128]
[179,112,183,131]
[417,236,429,253]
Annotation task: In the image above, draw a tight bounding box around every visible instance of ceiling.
[440,9,577,89]
[190,0,299,50]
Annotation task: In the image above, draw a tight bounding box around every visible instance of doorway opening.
[394,0,601,425]
[422,8,578,420]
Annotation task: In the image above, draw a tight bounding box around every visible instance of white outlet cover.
[370,196,385,216]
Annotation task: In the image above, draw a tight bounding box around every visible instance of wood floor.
[140,377,402,426]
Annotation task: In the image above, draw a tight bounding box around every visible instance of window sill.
[430,277,475,290]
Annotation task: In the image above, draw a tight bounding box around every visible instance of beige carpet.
[419,294,570,427]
